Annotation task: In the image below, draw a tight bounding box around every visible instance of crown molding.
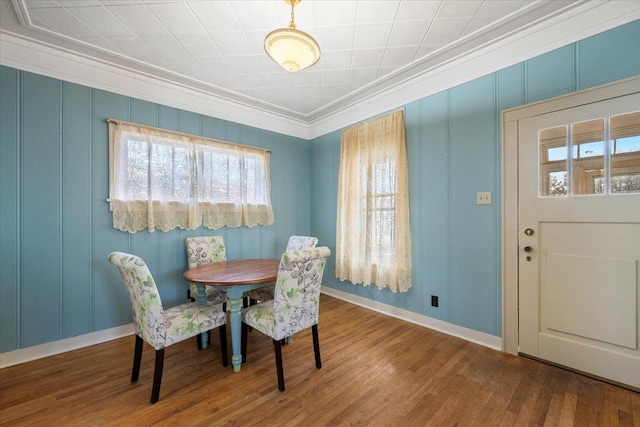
[308,1,640,139]
[1,1,639,140]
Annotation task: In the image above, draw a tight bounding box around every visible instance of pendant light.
[264,0,320,72]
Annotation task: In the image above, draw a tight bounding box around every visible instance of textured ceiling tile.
[423,18,470,45]
[146,2,206,34]
[66,6,134,37]
[349,67,379,87]
[187,1,242,33]
[294,70,323,86]
[476,0,528,18]
[353,22,394,49]
[318,25,355,51]
[226,55,264,74]
[387,21,430,47]
[138,34,190,59]
[437,1,484,19]
[57,0,100,6]
[355,1,400,24]
[106,4,169,35]
[231,1,279,31]
[196,56,236,75]
[316,1,357,26]
[321,50,353,70]
[323,84,349,97]
[351,48,385,68]
[382,46,419,67]
[28,7,99,38]
[322,69,350,85]
[105,35,156,59]
[396,1,441,22]
[210,31,254,56]
[174,33,222,57]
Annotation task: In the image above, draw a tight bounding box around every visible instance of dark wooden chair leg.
[312,324,321,369]
[219,325,228,367]
[273,339,285,391]
[131,335,144,382]
[241,322,248,363]
[150,348,165,404]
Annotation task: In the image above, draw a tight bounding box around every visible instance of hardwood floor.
[1,295,638,426]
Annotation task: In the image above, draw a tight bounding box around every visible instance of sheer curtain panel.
[108,121,273,233]
[336,110,412,292]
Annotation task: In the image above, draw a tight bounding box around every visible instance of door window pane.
[540,126,568,197]
[610,112,640,194]
[572,119,604,195]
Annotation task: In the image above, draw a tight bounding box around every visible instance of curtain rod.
[105,118,272,153]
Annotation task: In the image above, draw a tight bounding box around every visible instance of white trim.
[0,324,134,368]
[321,286,503,351]
[0,33,312,140]
[308,1,640,139]
[500,75,640,357]
[1,2,638,140]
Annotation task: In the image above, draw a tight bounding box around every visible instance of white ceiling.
[1,0,639,137]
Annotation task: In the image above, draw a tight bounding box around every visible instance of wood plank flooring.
[1,295,638,426]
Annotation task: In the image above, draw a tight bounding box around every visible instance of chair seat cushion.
[163,302,227,347]
[245,285,275,302]
[241,301,283,340]
[190,285,227,305]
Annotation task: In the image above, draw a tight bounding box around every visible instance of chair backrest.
[185,236,226,269]
[285,235,318,252]
[108,252,166,349]
[273,246,331,337]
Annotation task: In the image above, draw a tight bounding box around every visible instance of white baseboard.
[321,286,503,351]
[1,290,502,368]
[0,324,134,368]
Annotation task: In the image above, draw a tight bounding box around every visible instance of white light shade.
[264,27,320,72]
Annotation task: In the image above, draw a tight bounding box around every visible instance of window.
[335,110,412,292]
[108,121,273,233]
[539,111,640,197]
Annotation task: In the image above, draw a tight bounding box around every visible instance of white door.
[518,93,640,389]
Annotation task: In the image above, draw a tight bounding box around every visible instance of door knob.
[524,246,533,252]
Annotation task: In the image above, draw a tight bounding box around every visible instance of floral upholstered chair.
[241,246,330,391]
[108,252,228,404]
[244,235,318,304]
[186,236,228,307]
[185,236,229,349]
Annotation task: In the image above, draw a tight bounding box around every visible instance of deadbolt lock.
[524,228,534,236]
[524,246,533,252]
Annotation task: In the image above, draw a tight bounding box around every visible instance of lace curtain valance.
[108,120,274,233]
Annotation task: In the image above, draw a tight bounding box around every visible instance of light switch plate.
[477,191,491,205]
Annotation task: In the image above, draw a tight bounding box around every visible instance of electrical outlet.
[431,295,439,307]
[476,191,492,205]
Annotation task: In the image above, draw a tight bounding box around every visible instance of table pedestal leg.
[229,296,243,372]
[196,284,209,349]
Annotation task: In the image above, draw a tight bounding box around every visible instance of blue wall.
[0,71,311,352]
[2,20,639,353]
[311,20,640,337]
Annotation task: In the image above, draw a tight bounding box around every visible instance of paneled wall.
[311,20,640,337]
[0,71,311,353]
[1,20,639,355]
